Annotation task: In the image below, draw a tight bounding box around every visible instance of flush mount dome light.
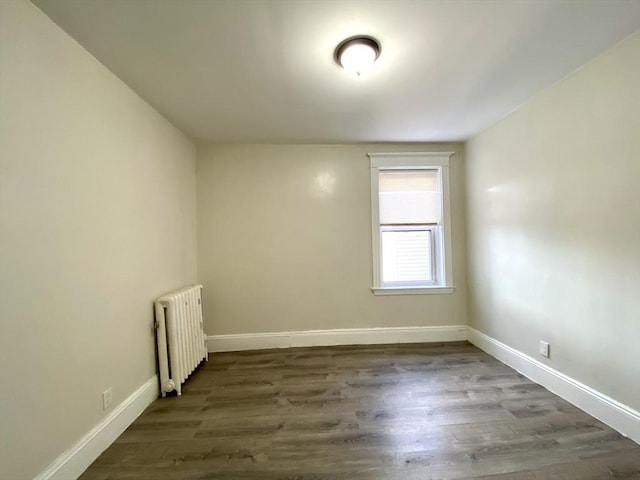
[335,36,381,76]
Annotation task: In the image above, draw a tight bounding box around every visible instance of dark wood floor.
[80,342,640,480]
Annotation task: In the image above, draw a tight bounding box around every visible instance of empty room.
[1,0,639,479]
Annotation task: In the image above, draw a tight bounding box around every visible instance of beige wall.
[465,33,640,410]
[0,1,197,478]
[197,143,467,335]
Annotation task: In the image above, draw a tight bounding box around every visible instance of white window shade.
[379,170,441,224]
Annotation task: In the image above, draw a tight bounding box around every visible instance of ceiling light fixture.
[335,36,381,76]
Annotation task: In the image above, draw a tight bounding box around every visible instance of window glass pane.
[379,170,441,224]
[381,229,433,284]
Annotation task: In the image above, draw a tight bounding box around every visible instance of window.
[369,153,454,295]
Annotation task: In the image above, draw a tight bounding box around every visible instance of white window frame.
[369,152,455,295]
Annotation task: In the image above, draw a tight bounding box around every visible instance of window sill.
[371,286,456,296]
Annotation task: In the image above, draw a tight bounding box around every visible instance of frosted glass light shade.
[336,37,380,76]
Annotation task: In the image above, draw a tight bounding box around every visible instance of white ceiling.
[32,0,640,143]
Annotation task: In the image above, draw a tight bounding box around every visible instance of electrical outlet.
[102,387,113,410]
[539,340,550,358]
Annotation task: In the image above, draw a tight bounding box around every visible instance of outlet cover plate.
[102,387,113,410]
[539,340,550,358]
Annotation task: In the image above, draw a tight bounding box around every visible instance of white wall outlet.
[102,387,113,410]
[539,340,550,358]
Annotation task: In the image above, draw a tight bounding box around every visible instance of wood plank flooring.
[80,342,640,479]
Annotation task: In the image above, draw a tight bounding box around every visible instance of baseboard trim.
[34,375,159,480]
[207,325,467,352]
[467,327,640,444]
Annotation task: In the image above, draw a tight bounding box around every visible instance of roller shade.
[379,170,441,224]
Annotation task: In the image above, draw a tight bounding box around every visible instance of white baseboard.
[34,375,159,480]
[467,327,640,444]
[207,325,467,352]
